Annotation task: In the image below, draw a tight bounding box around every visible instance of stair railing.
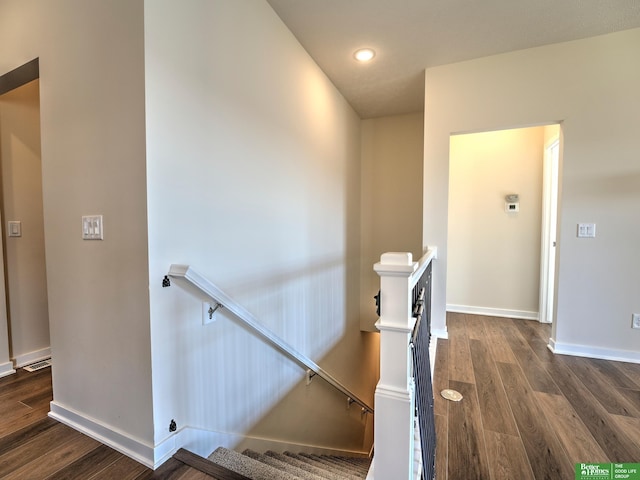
[166,264,374,417]
[410,261,436,480]
[373,248,437,480]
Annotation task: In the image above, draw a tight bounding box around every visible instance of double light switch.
[82,215,103,240]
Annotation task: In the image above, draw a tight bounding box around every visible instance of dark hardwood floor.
[435,312,640,480]
[0,367,216,479]
[4,314,639,479]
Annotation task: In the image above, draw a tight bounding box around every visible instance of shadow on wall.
[174,256,379,454]
[235,328,378,454]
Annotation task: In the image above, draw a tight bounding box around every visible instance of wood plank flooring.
[4,314,639,479]
[435,313,640,480]
[0,367,217,479]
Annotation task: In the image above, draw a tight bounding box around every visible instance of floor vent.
[23,359,52,372]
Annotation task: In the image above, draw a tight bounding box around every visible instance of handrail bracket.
[306,369,317,386]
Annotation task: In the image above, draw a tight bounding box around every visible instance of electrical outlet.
[632,313,640,329]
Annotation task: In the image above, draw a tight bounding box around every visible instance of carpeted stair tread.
[302,454,358,474]
[322,456,370,474]
[265,451,342,480]
[309,454,367,474]
[335,457,364,473]
[209,447,301,480]
[314,455,369,475]
[284,452,362,480]
[298,453,365,478]
[206,447,371,479]
[242,449,325,480]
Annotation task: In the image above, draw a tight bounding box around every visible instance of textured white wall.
[0,80,50,364]
[145,0,376,453]
[424,28,640,359]
[447,127,544,317]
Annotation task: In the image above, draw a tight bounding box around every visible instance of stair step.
[323,456,371,475]
[172,448,251,480]
[210,447,301,480]
[243,449,326,480]
[206,446,371,480]
[308,454,368,475]
[265,451,340,479]
[284,452,363,479]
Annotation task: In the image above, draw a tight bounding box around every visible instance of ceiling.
[266,0,640,118]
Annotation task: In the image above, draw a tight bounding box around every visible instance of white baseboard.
[49,404,371,470]
[0,361,16,378]
[152,426,239,465]
[49,405,227,470]
[13,347,51,368]
[548,339,640,364]
[49,402,156,468]
[431,327,448,340]
[447,304,539,321]
[429,334,438,378]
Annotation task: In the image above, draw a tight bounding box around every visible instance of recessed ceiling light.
[354,48,376,62]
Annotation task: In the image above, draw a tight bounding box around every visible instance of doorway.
[0,60,50,373]
[446,124,561,322]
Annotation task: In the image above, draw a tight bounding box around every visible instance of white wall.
[424,28,640,361]
[0,0,153,452]
[0,80,50,366]
[447,127,544,318]
[145,0,376,457]
[360,113,424,331]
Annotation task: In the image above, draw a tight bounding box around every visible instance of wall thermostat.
[505,194,519,213]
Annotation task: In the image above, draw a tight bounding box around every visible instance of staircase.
[208,447,371,480]
[158,447,371,479]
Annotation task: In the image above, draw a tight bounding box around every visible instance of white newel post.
[373,252,417,480]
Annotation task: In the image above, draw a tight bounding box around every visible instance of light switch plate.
[577,223,596,238]
[8,221,21,237]
[82,215,103,240]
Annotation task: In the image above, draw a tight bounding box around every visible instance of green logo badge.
[576,463,640,480]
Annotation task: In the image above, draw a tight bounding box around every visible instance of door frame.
[538,133,560,324]
[0,59,43,377]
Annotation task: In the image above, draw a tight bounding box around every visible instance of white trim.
[50,403,373,470]
[13,347,51,368]
[429,334,438,379]
[539,135,560,325]
[49,402,156,469]
[431,327,448,340]
[375,383,414,401]
[447,304,539,321]
[548,339,640,364]
[375,319,415,334]
[0,361,16,378]
[151,426,222,466]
